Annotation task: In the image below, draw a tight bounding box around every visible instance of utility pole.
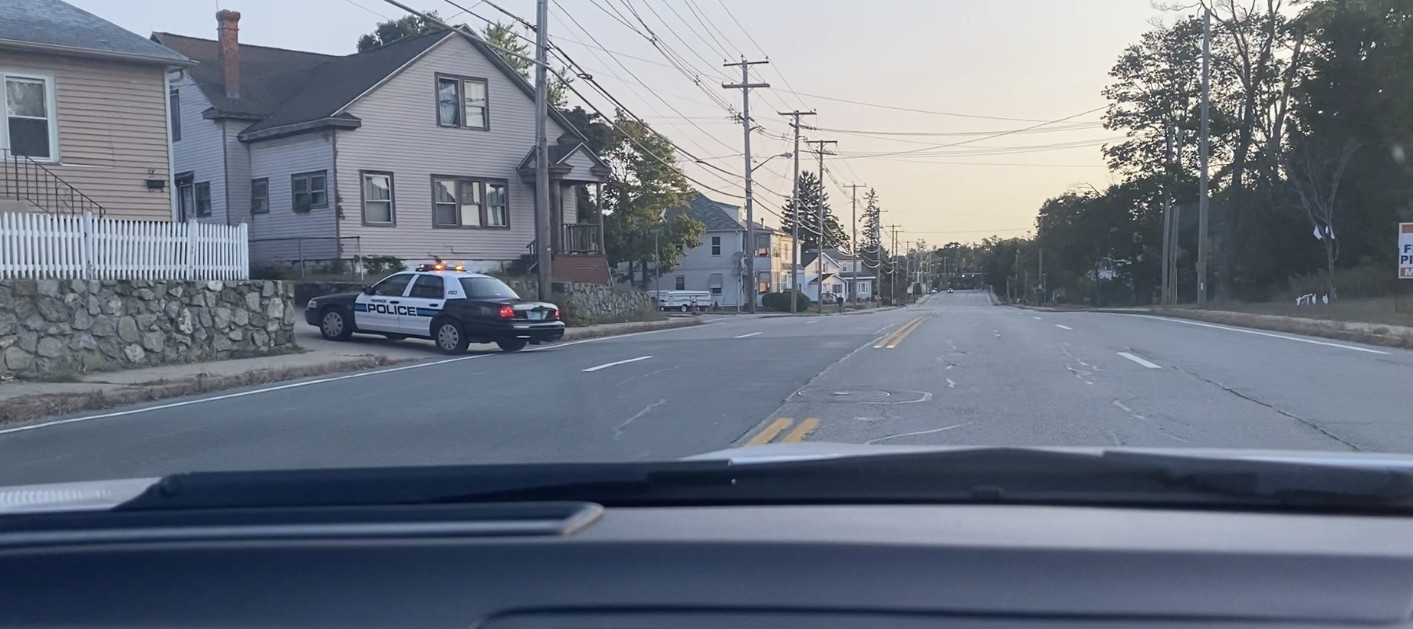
[887,224,900,305]
[844,183,865,305]
[723,58,769,313]
[806,139,836,308]
[532,0,552,301]
[1161,125,1177,305]
[1038,247,1044,304]
[1197,5,1212,306]
[779,109,815,314]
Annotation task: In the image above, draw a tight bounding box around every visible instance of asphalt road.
[3,290,1413,485]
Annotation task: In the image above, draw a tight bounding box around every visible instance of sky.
[70,0,1170,248]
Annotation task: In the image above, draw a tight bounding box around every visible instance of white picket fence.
[0,212,249,281]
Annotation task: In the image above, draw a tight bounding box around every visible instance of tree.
[1285,137,1359,297]
[860,188,884,264]
[597,111,702,288]
[780,171,847,252]
[356,12,448,51]
[482,22,570,107]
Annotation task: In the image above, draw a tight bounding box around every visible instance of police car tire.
[432,318,469,354]
[497,339,528,352]
[319,308,354,341]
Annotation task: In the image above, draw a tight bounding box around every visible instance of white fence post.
[0,211,249,281]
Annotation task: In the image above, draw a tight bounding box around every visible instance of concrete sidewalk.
[0,318,702,424]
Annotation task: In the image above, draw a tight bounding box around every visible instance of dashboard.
[4,502,1413,628]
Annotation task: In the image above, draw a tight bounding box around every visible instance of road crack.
[1174,367,1360,451]
[612,399,667,440]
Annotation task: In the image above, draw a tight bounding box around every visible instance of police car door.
[355,272,414,333]
[400,274,446,336]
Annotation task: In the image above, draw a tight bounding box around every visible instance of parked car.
[305,265,563,353]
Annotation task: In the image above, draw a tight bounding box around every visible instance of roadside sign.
[1402,223,1413,279]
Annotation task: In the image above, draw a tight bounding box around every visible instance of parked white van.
[652,290,713,312]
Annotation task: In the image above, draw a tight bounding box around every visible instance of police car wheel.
[433,319,469,354]
[319,308,353,341]
[496,339,528,352]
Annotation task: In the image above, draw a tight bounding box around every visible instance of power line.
[829,110,1112,160]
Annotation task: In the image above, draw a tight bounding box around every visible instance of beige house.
[0,0,189,221]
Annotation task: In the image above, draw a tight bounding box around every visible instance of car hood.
[10,444,1413,514]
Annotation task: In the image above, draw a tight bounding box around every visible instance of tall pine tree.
[780,171,847,252]
[860,187,885,271]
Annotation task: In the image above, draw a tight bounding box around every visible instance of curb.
[0,355,401,427]
[0,318,705,427]
[1105,308,1413,350]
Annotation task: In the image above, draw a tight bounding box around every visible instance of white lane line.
[945,378,957,389]
[1124,314,1390,355]
[582,355,653,372]
[1055,324,1073,330]
[1032,316,1043,320]
[0,324,710,436]
[734,331,763,338]
[805,320,819,325]
[1118,352,1162,369]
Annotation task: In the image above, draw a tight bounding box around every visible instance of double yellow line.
[744,417,820,446]
[874,316,929,349]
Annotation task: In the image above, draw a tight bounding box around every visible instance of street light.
[750,152,792,173]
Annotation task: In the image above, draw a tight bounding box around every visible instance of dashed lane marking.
[1117,352,1162,369]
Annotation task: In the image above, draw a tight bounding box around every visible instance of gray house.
[154,11,610,282]
[660,193,797,308]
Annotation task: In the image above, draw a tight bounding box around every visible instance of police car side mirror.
[361,285,375,295]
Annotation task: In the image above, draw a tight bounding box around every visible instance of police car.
[304,263,564,353]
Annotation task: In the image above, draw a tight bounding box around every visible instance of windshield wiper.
[112,449,1413,514]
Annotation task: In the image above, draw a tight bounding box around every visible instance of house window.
[169,88,181,141]
[3,74,55,160]
[758,271,771,294]
[436,75,488,129]
[250,178,269,215]
[486,183,507,226]
[709,273,723,296]
[362,171,395,225]
[674,276,685,291]
[711,236,721,256]
[175,173,193,221]
[291,171,327,212]
[194,182,211,217]
[432,177,508,228]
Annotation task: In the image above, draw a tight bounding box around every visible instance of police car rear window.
[458,277,519,299]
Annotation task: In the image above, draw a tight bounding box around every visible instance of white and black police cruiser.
[304,262,563,353]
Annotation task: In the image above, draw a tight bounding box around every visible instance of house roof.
[516,138,611,176]
[800,251,820,268]
[153,32,339,120]
[154,26,595,146]
[838,271,877,279]
[825,247,859,261]
[667,192,744,232]
[1,0,189,65]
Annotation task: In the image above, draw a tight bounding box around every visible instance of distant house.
[658,192,797,308]
[801,247,876,302]
[154,12,611,282]
[0,0,190,220]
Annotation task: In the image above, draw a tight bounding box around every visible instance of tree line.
[956,0,1413,305]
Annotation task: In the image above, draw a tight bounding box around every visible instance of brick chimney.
[216,10,241,99]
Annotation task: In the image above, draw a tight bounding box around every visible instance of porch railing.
[1,149,107,216]
[561,223,602,253]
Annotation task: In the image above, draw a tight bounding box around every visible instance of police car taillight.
[498,305,515,319]
[551,308,561,320]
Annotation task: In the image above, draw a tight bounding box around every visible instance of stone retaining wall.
[1,279,297,378]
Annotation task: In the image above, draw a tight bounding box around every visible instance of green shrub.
[762,290,810,312]
[357,255,404,276]
[251,265,298,280]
